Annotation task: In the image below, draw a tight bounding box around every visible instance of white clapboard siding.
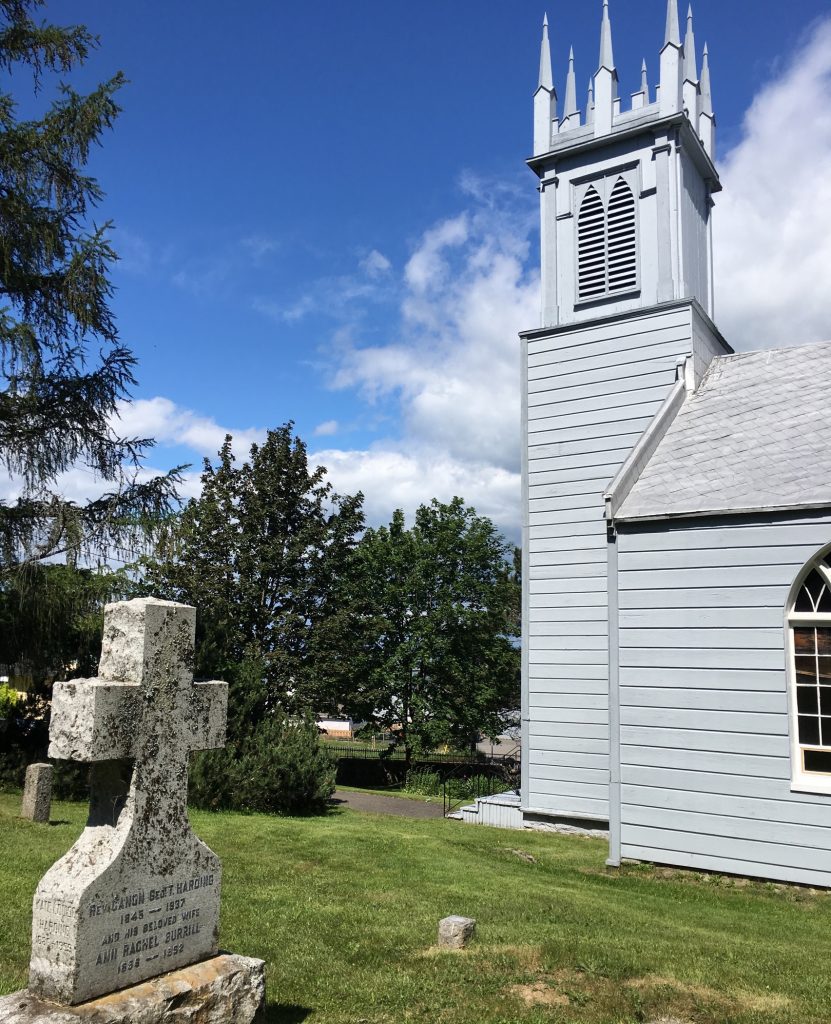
[524,306,693,822]
[617,512,831,885]
[529,434,643,463]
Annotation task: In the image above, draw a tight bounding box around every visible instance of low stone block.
[437,915,476,949]
[0,953,265,1024]
[21,764,53,824]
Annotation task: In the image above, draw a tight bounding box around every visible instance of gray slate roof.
[616,341,831,521]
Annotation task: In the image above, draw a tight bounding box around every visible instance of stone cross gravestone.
[28,598,228,1005]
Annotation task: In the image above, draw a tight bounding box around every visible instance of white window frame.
[573,164,640,308]
[787,551,831,795]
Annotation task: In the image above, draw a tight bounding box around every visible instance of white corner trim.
[604,356,691,522]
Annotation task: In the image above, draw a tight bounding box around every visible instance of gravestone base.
[0,954,265,1024]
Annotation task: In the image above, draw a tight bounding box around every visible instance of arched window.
[788,550,831,790]
[576,174,638,303]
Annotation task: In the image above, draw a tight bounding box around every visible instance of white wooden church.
[464,0,831,888]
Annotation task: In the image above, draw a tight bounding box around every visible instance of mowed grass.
[1,793,830,1024]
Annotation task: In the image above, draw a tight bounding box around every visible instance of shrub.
[403,768,443,797]
[189,710,336,815]
[0,683,20,719]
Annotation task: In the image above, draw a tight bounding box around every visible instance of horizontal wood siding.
[617,513,831,886]
[524,306,695,819]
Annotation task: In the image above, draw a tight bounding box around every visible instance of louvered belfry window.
[576,174,638,303]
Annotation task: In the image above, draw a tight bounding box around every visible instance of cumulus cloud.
[312,445,521,539]
[331,193,538,478]
[716,17,831,349]
[115,397,265,457]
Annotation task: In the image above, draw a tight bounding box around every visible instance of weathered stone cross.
[29,598,228,1006]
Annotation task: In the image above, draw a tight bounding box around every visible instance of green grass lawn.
[1,792,830,1024]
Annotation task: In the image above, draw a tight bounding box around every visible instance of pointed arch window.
[788,550,831,791]
[576,171,639,304]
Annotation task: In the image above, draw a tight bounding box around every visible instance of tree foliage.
[0,0,180,574]
[139,425,365,723]
[0,562,120,685]
[343,498,520,763]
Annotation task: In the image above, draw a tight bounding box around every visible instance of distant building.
[475,1,831,887]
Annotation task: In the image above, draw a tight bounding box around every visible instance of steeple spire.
[684,5,698,82]
[599,0,615,71]
[698,41,715,157]
[562,46,579,129]
[664,0,681,48]
[660,0,683,115]
[682,5,699,119]
[533,14,558,156]
[700,42,713,116]
[539,13,553,90]
[633,58,649,109]
[586,76,595,124]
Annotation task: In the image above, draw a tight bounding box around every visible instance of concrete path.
[331,790,447,819]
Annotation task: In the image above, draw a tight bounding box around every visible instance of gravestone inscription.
[27,598,228,1005]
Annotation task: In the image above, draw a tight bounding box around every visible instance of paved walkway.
[331,790,447,819]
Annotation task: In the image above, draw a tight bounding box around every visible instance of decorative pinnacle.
[564,46,578,117]
[641,59,649,94]
[684,4,698,82]
[599,0,615,71]
[664,0,681,48]
[538,12,553,90]
[700,42,713,115]
[586,76,595,123]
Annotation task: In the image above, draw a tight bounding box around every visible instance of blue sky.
[16,1,831,538]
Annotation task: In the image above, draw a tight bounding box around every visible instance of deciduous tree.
[139,425,365,725]
[343,498,520,765]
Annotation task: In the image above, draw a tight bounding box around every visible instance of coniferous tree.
[0,0,180,575]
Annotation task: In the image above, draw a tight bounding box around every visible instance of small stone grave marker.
[438,915,476,949]
[21,763,53,824]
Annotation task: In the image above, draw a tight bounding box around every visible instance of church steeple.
[527,0,720,327]
[533,14,557,156]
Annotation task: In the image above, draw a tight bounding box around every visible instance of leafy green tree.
[344,498,520,765]
[140,425,365,724]
[0,0,180,575]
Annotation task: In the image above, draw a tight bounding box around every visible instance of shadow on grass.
[263,1004,312,1023]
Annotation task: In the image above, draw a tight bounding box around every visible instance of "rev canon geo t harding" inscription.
[28,598,228,1005]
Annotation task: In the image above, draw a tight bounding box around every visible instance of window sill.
[574,288,641,311]
[791,777,831,796]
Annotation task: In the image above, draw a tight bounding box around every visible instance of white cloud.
[115,397,265,457]
[314,419,339,437]
[313,445,521,541]
[331,191,538,493]
[360,249,392,278]
[716,17,831,349]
